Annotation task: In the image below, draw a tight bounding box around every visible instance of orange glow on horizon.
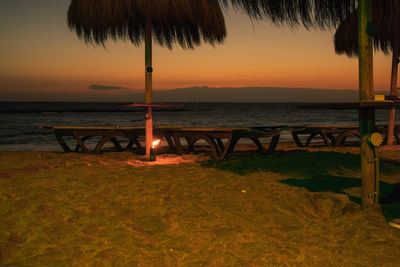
[0,3,398,101]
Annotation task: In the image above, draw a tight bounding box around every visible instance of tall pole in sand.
[387,45,399,145]
[145,18,153,160]
[358,0,377,206]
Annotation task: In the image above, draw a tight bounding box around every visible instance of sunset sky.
[0,0,397,101]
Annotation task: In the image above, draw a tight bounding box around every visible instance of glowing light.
[152,139,161,148]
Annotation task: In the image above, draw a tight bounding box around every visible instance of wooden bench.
[159,126,284,160]
[40,126,146,154]
[40,126,285,159]
[291,125,400,147]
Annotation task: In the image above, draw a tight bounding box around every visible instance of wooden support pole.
[145,18,153,159]
[358,0,377,206]
[387,46,399,145]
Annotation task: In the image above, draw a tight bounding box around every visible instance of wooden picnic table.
[290,125,400,147]
[40,125,285,160]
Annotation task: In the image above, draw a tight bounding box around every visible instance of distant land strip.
[152,86,386,103]
[0,86,388,102]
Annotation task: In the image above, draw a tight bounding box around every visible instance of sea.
[0,102,397,151]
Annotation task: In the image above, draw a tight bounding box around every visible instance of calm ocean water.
[0,102,396,151]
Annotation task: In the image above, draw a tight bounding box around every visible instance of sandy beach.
[1,142,400,265]
[3,0,400,265]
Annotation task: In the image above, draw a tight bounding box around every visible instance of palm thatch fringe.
[69,0,360,49]
[68,0,226,49]
[334,0,400,57]
[220,0,357,29]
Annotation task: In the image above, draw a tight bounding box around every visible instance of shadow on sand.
[203,150,400,219]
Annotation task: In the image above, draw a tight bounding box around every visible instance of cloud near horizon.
[89,84,127,90]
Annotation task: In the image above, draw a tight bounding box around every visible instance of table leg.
[321,130,333,147]
[267,134,280,154]
[291,132,304,147]
[73,131,90,153]
[55,134,72,152]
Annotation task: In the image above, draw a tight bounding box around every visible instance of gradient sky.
[0,0,397,101]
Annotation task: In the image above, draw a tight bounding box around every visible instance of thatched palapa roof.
[68,0,226,49]
[68,0,359,50]
[334,0,400,57]
[221,0,357,29]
